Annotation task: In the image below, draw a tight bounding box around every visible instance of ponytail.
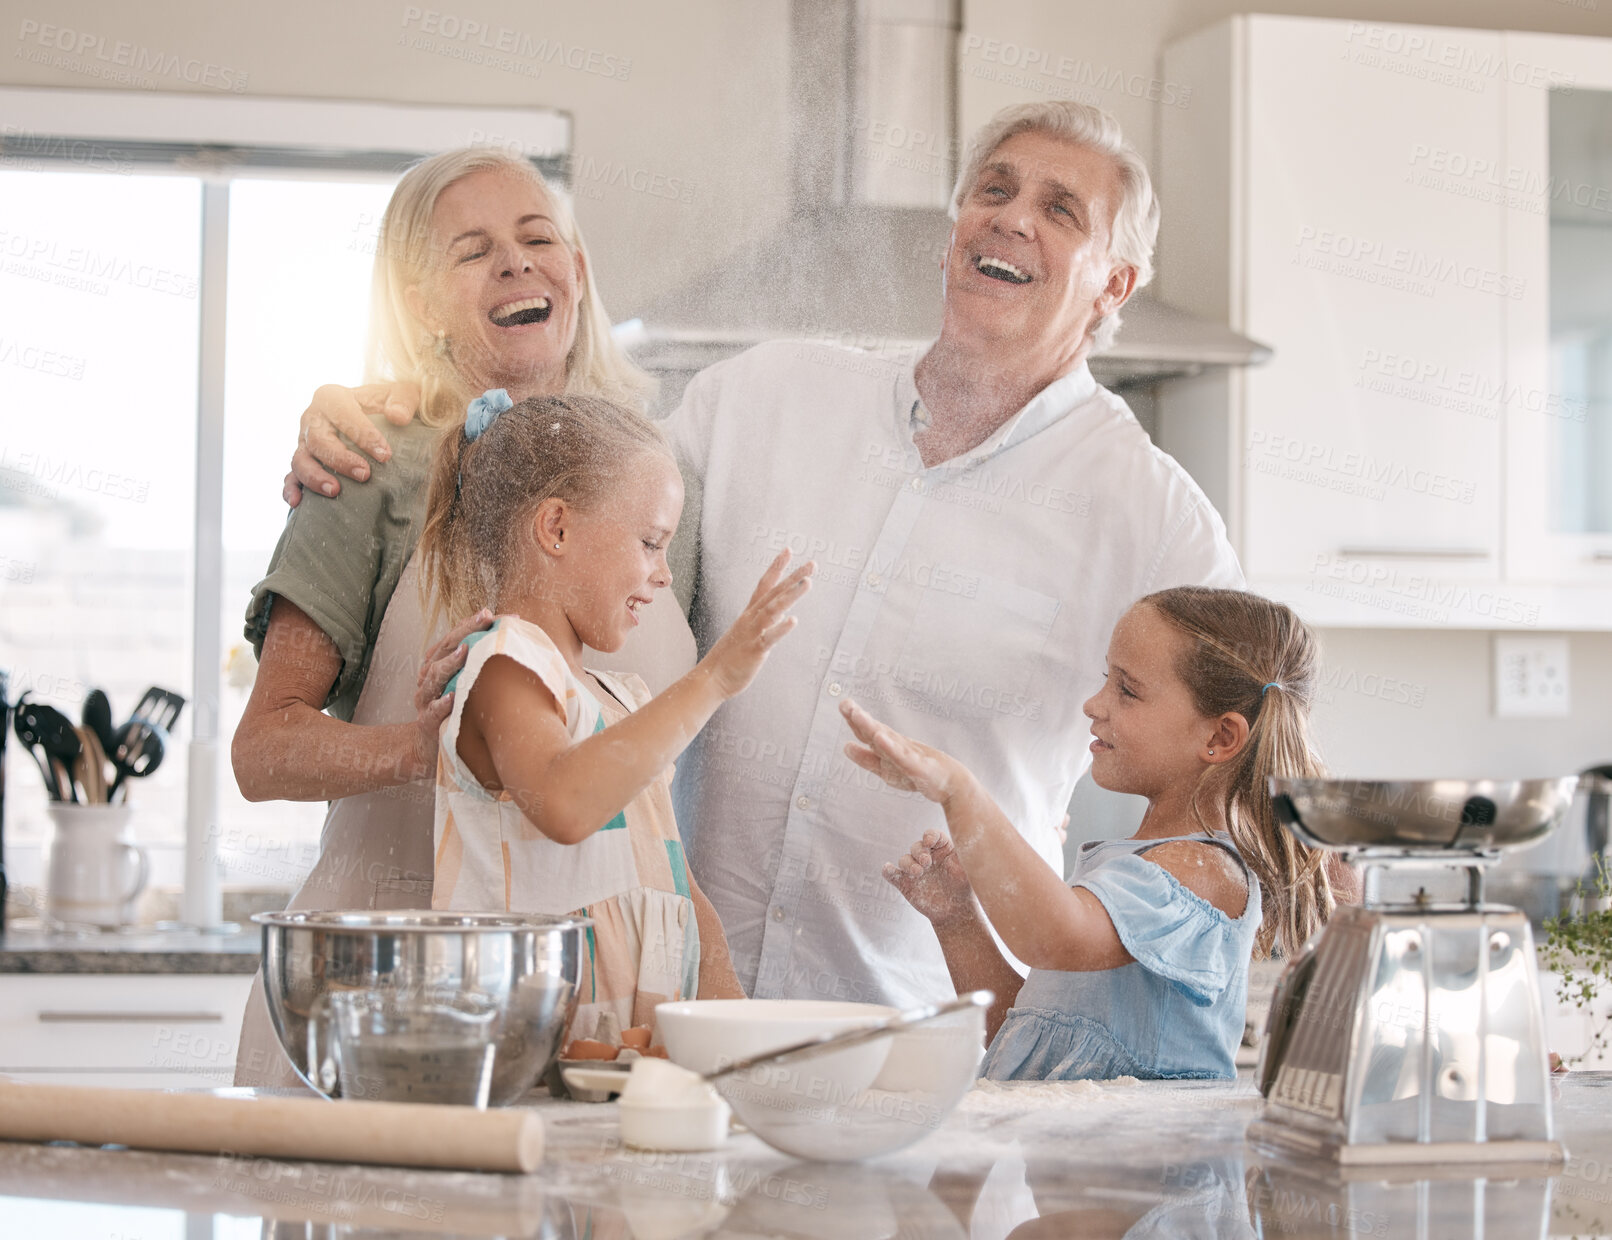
[418,421,485,632]
[1142,587,1334,959]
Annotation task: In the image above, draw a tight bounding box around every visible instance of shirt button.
[771,907,786,923]
[828,682,842,697]
[796,795,811,810]
[866,573,881,588]
[910,477,922,490]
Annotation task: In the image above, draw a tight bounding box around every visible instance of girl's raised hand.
[840,699,963,804]
[883,830,976,928]
[700,550,815,699]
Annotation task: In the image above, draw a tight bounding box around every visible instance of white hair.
[951,101,1159,353]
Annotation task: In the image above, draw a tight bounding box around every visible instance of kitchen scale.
[1249,776,1581,1165]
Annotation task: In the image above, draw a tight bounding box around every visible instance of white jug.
[44,804,150,929]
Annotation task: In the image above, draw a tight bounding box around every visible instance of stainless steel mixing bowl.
[1269,776,1580,853]
[254,910,588,1106]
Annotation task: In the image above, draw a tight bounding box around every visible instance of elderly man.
[286,101,1241,1009]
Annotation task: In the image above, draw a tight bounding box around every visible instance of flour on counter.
[959,1077,1141,1110]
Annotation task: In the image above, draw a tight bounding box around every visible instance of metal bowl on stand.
[1252,776,1581,1166]
[1269,777,1580,855]
[254,910,588,1106]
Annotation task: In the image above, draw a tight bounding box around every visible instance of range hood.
[623,0,1268,395]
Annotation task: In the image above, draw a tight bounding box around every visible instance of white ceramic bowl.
[656,998,985,1161]
[656,998,896,1093]
[654,999,899,1073]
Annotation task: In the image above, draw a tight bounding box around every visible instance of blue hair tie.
[1262,682,1283,695]
[465,388,512,441]
[457,389,513,499]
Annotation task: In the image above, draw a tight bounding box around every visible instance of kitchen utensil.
[619,1092,732,1153]
[1251,775,1580,1165]
[615,1059,734,1152]
[73,726,107,805]
[107,722,167,801]
[43,803,149,929]
[308,989,501,1107]
[656,993,989,1161]
[253,910,588,1106]
[13,696,82,802]
[33,703,82,798]
[706,991,990,1080]
[81,689,116,764]
[130,685,185,732]
[11,692,54,799]
[0,1080,543,1172]
[103,686,184,801]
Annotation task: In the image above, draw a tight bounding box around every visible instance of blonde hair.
[419,393,672,630]
[1141,587,1334,959]
[366,147,651,428]
[951,101,1158,353]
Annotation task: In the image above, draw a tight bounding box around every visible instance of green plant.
[1542,856,1612,1068]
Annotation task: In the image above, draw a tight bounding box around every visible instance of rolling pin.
[0,1081,543,1173]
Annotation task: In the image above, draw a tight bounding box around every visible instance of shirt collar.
[899,354,1100,469]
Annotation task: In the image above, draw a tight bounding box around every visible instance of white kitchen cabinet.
[1158,16,1612,628]
[1502,33,1612,589]
[0,973,255,1089]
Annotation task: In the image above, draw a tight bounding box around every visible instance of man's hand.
[283,381,422,507]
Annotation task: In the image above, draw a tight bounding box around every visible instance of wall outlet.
[1493,636,1571,718]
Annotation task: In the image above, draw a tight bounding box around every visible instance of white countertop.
[2,1074,1610,1238]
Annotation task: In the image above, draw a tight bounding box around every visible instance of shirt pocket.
[894,568,1060,720]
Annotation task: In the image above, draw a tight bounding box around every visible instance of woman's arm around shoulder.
[233,600,481,802]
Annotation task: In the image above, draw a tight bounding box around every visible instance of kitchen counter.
[0,924,260,974]
[2,1074,1611,1238]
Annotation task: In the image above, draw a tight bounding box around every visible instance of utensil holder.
[44,804,149,930]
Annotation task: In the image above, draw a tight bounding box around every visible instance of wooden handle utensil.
[0,1081,543,1173]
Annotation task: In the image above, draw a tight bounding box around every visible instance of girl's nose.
[1082,691,1102,722]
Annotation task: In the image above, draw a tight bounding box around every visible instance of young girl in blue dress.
[840,586,1349,1081]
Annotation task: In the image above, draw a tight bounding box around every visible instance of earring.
[553,542,560,550]
[1208,748,1216,756]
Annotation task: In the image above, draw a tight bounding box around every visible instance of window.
[0,89,568,922]
[1,167,204,903]
[217,177,398,891]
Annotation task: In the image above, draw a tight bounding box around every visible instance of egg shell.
[566,1039,620,1061]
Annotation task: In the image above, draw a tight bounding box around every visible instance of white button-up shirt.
[663,341,1243,1008]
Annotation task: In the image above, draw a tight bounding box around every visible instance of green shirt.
[244,418,441,722]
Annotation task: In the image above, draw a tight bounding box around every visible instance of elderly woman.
[232,148,719,1088]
